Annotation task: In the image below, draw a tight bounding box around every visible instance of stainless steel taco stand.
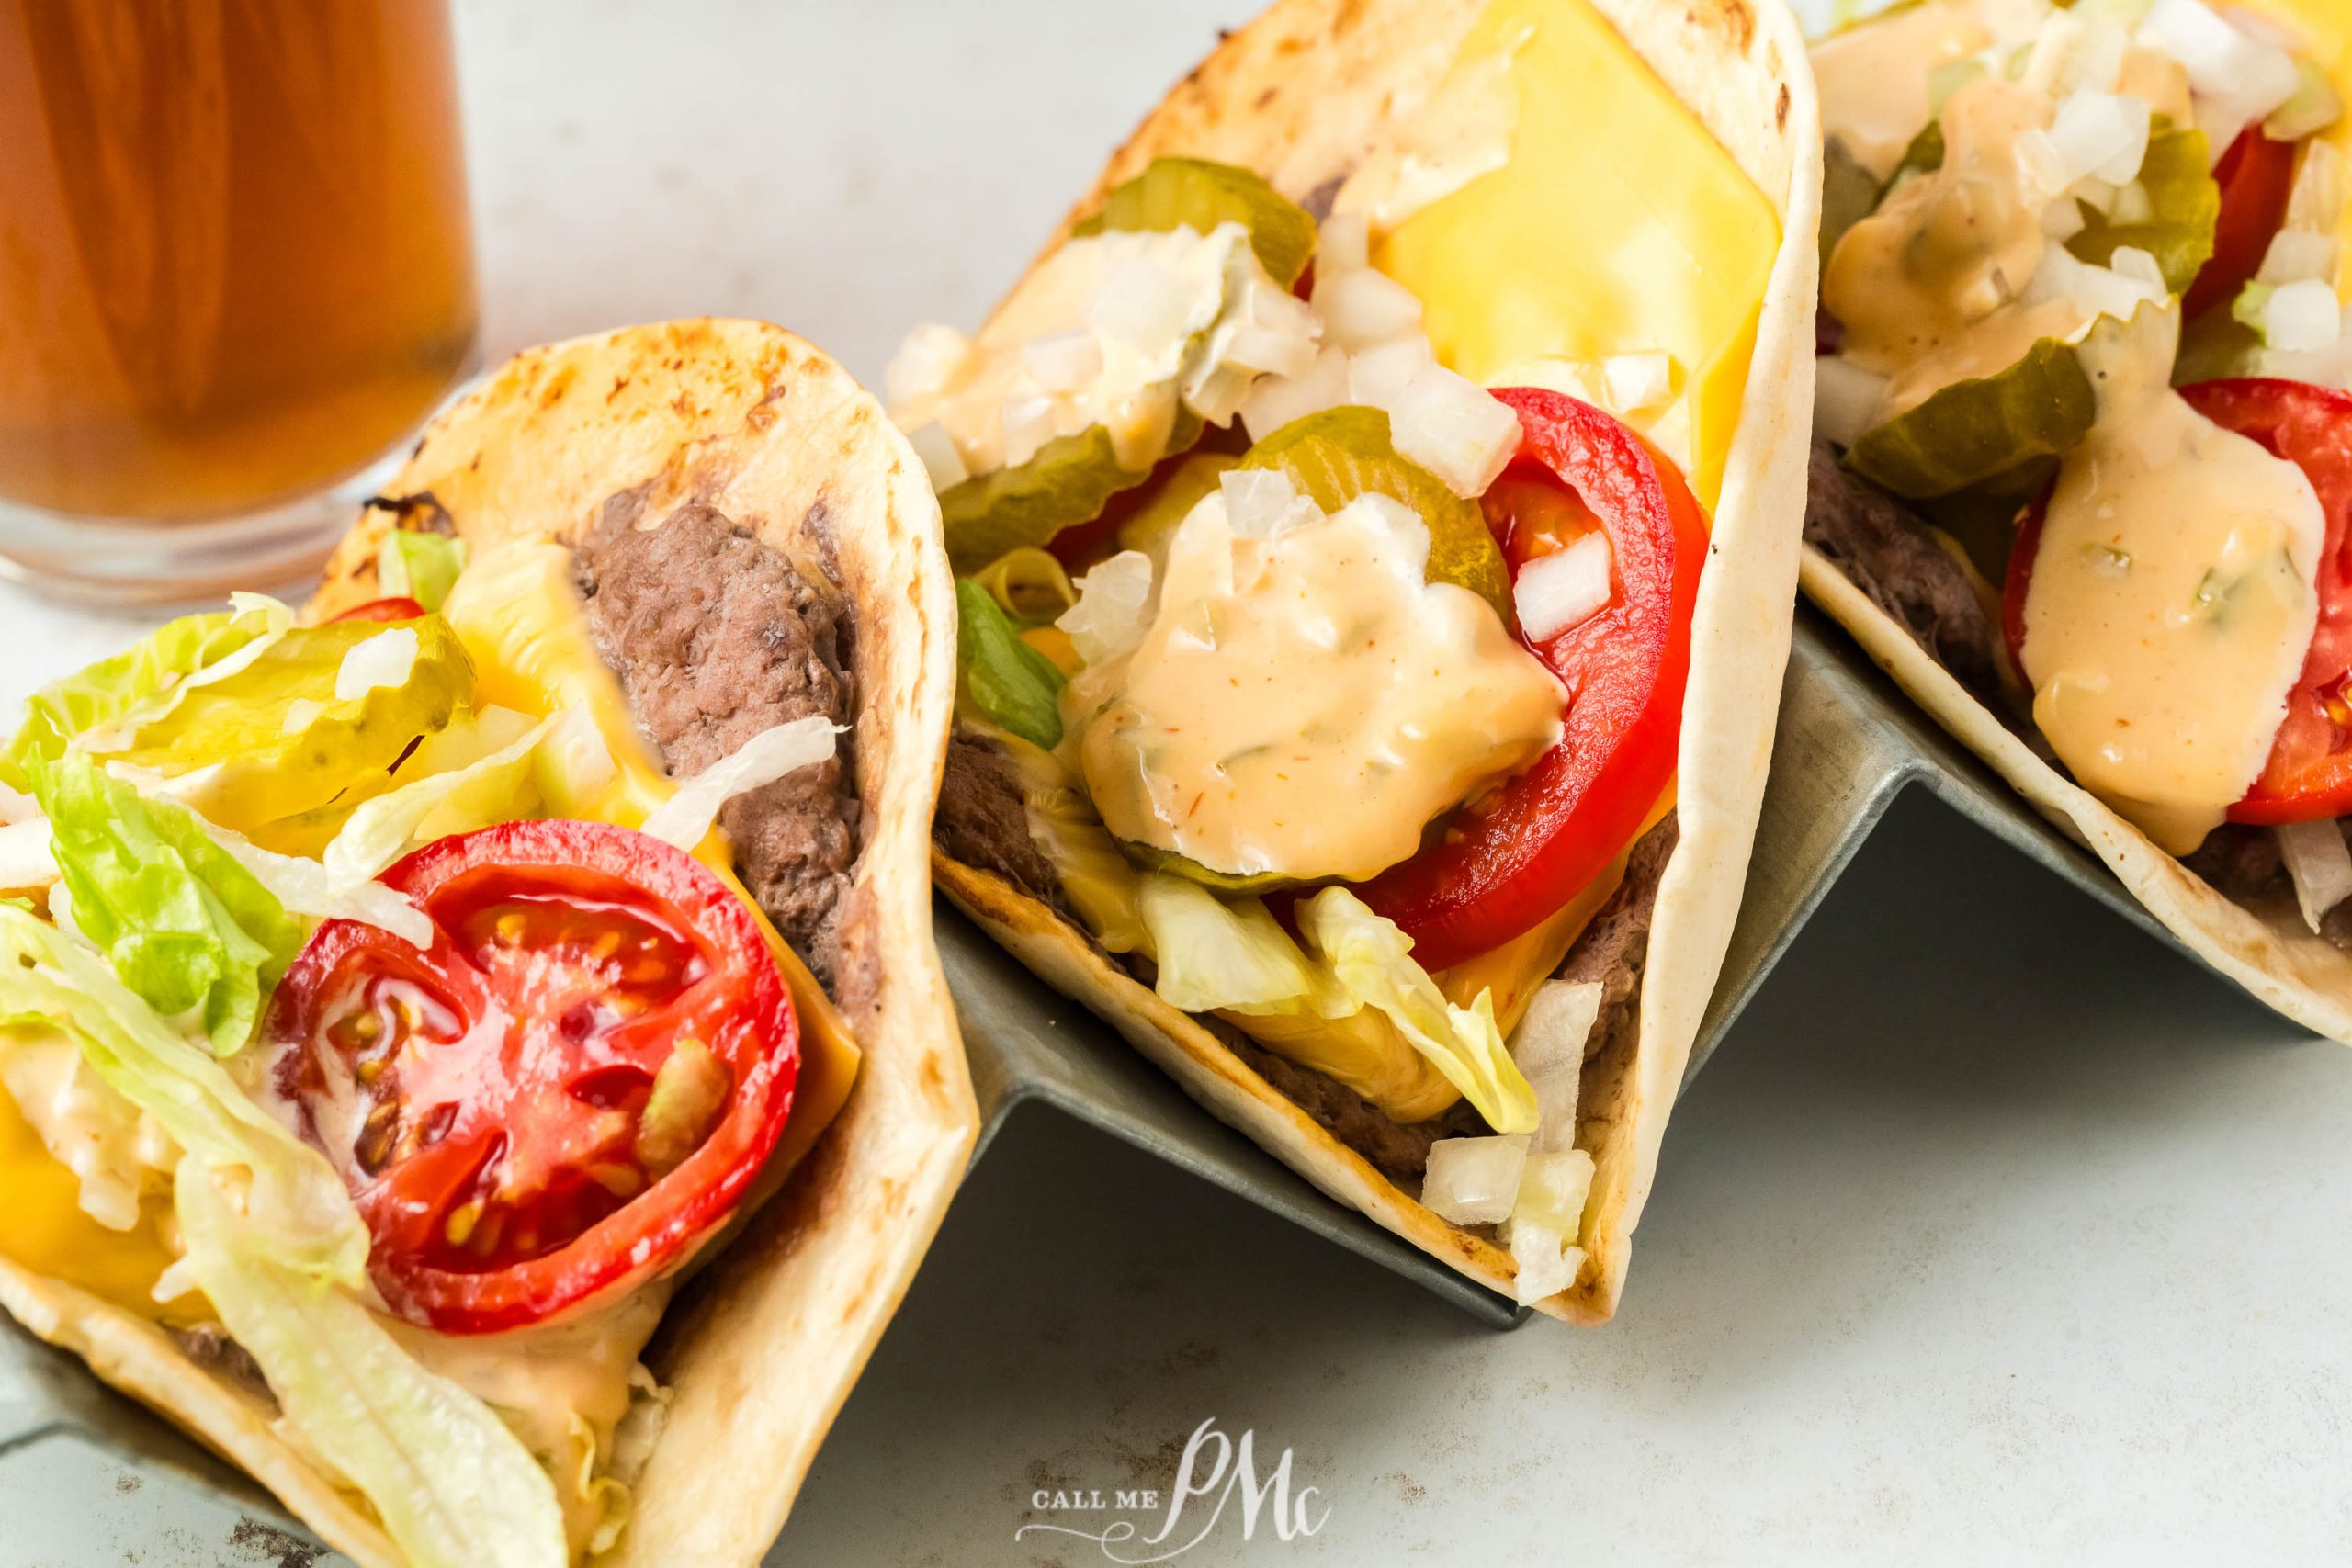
[0,607,2204,1562]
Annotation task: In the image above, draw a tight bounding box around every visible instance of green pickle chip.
[1116,452,1241,562]
[942,412,1203,575]
[2065,125,2217,295]
[1844,337,2098,501]
[1116,837,1306,897]
[110,617,476,834]
[1239,406,1513,623]
[1074,157,1317,286]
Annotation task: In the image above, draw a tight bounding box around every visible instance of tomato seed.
[444,1199,484,1247]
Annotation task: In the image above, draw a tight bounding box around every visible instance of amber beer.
[0,0,476,592]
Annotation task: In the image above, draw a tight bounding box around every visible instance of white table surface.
[13,3,2352,1564]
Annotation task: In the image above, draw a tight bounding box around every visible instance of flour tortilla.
[0,319,975,1565]
[1800,0,2352,1048]
[934,0,1823,1323]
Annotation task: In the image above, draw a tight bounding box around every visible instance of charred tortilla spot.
[360,491,456,536]
[1776,82,1790,130]
[577,502,864,996]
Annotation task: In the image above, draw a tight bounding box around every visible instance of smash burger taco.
[0,320,971,1567]
[1804,0,2352,1037]
[909,0,1821,1319]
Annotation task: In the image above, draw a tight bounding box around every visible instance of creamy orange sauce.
[2023,310,2324,852]
[1824,76,2088,419]
[1813,0,2012,182]
[1066,493,1562,881]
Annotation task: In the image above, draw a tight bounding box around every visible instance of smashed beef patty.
[577,501,861,989]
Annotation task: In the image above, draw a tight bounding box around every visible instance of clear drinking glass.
[0,0,479,604]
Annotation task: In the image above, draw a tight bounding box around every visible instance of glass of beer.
[0,0,479,604]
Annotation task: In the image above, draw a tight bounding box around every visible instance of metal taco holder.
[0,608,2200,1561]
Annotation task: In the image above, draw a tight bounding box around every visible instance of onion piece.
[640,716,842,852]
[1236,344,1351,443]
[1021,332,1102,393]
[1347,337,1434,409]
[1507,1217,1586,1305]
[2267,278,2344,353]
[1815,356,1891,449]
[1318,211,1371,273]
[0,818,56,891]
[334,627,419,704]
[1509,979,1603,1152]
[1387,365,1522,499]
[1217,469,1321,541]
[1312,266,1423,351]
[1057,550,1157,666]
[1421,1134,1529,1225]
[885,322,972,409]
[2134,0,2300,157]
[2052,91,2153,188]
[2259,231,2341,288]
[904,421,968,491]
[1514,535,1614,645]
[2278,819,2352,933]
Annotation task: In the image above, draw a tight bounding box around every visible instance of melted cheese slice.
[1363,0,1781,511]
[0,1080,201,1325]
[2241,0,2352,301]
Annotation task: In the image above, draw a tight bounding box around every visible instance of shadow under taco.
[910,0,1822,1320]
[0,318,971,1566]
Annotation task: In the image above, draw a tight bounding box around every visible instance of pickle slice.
[941,412,1204,575]
[2065,126,2217,296]
[1844,337,2097,501]
[1239,406,1513,622]
[1116,452,1241,564]
[1117,836,1307,897]
[1821,138,1884,273]
[1074,157,1317,286]
[111,617,476,833]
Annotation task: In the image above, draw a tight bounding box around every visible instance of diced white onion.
[1346,337,1434,409]
[1601,352,1676,415]
[884,322,972,409]
[1421,1134,1530,1225]
[1000,395,1060,469]
[1021,332,1102,393]
[1387,365,1522,499]
[1087,252,1197,355]
[2266,278,2344,353]
[2052,92,2153,188]
[1509,979,1603,1153]
[2287,142,2347,237]
[334,626,418,704]
[1221,322,1317,381]
[0,818,55,891]
[2259,230,2342,288]
[1815,357,1891,449]
[1507,1217,1586,1306]
[1317,211,1371,274]
[1311,266,1423,351]
[2278,819,2352,933]
[1236,344,1351,442]
[640,716,842,852]
[2109,180,2155,225]
[2263,56,2345,144]
[2108,244,2166,291]
[1057,549,1157,666]
[1217,469,1322,542]
[2015,129,2074,199]
[2024,241,2165,324]
[904,420,968,491]
[1514,535,1614,645]
[2135,0,2300,157]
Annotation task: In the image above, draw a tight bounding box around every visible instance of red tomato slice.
[1353,389,1704,971]
[333,596,427,623]
[2183,129,2298,324]
[265,818,799,1334]
[2003,378,2352,825]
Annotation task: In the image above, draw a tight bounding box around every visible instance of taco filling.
[0,506,865,1567]
[1808,0,2352,942]
[913,0,1781,1310]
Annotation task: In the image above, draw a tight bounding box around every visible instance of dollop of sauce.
[1813,0,2013,182]
[2023,307,2325,852]
[1066,492,1563,882]
[1824,76,2088,419]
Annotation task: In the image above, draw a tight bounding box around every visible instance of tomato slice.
[2183,129,2298,324]
[265,818,799,1334]
[2004,378,2352,825]
[333,596,427,623]
[1353,389,1704,971]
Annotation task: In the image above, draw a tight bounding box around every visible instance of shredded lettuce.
[0,907,365,1282]
[1,600,288,791]
[639,716,839,852]
[322,709,562,884]
[1137,875,1318,1011]
[956,580,1068,750]
[1293,888,1538,1135]
[175,1161,568,1568]
[30,752,304,1054]
[379,532,469,614]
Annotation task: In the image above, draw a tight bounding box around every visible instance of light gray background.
[7,2,2352,1563]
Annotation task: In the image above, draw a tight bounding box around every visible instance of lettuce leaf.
[379,532,469,614]
[1,600,288,791]
[956,580,1067,750]
[1294,888,1539,1135]
[31,752,304,1054]
[0,907,365,1283]
[1137,875,1318,1011]
[175,1161,568,1568]
[322,707,560,884]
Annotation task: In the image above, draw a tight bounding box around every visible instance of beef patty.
[577,500,862,993]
